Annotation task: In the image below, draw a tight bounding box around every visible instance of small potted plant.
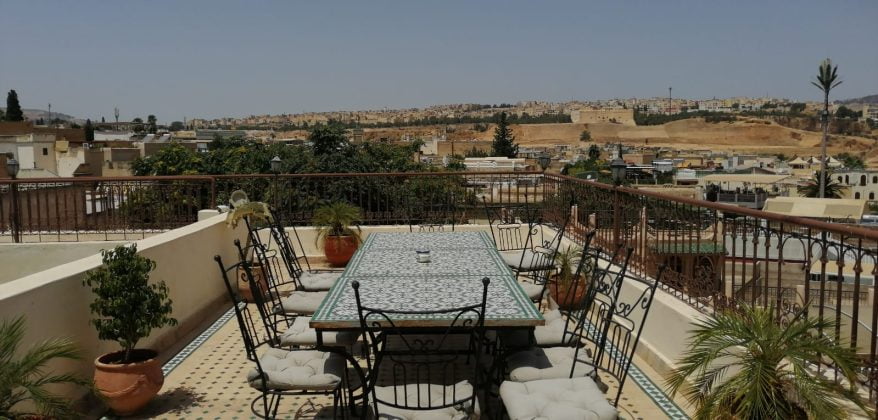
[313,201,363,266]
[225,190,274,301]
[0,316,87,419]
[548,245,588,310]
[84,244,177,416]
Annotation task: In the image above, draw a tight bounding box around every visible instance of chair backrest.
[351,277,489,415]
[213,255,275,360]
[266,214,306,280]
[407,191,457,232]
[482,197,541,251]
[233,239,296,332]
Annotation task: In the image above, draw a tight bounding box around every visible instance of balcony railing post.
[613,186,621,249]
[11,182,20,243]
[209,176,217,209]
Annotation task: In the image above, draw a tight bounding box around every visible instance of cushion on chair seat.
[500,309,577,348]
[279,316,358,347]
[506,346,595,382]
[499,377,617,420]
[247,348,344,391]
[298,271,340,291]
[372,380,476,420]
[275,291,327,315]
[518,281,545,301]
[500,249,555,272]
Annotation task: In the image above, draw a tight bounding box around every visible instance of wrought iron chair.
[498,264,666,419]
[407,189,457,232]
[482,197,540,253]
[213,255,347,419]
[351,277,490,419]
[265,214,341,292]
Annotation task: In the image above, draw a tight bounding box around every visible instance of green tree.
[579,130,591,142]
[146,114,158,134]
[797,170,844,198]
[491,112,518,158]
[132,142,203,175]
[835,106,860,120]
[0,108,5,120]
[836,152,864,169]
[84,118,95,142]
[587,144,601,161]
[169,121,185,131]
[464,146,488,158]
[5,90,24,121]
[666,304,873,420]
[309,124,349,156]
[132,117,145,134]
[0,316,88,419]
[812,58,842,198]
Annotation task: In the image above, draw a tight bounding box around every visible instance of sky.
[1,1,877,122]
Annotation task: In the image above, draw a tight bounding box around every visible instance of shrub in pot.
[83,244,177,416]
[0,316,88,419]
[225,190,274,302]
[313,201,363,267]
[548,245,588,310]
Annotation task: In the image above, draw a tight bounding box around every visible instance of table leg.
[316,329,368,417]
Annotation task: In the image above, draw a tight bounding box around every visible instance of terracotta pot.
[237,262,268,302]
[548,275,588,310]
[324,235,359,267]
[94,349,163,416]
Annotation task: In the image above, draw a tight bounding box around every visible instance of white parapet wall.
[0,241,130,285]
[0,212,248,404]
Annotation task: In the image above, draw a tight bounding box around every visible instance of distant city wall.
[571,108,636,126]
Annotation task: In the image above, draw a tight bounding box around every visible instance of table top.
[310,231,545,329]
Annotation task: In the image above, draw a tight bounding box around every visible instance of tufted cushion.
[372,380,476,420]
[279,316,358,347]
[518,281,545,301]
[501,309,577,348]
[506,346,594,382]
[247,348,344,391]
[500,377,617,420]
[276,291,327,315]
[299,271,340,291]
[500,249,555,272]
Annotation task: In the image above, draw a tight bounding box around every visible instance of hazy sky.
[2,1,876,122]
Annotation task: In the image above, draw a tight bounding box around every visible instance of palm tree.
[812,59,842,198]
[666,304,873,420]
[798,170,844,198]
[0,316,88,419]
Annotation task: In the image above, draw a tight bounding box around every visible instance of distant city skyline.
[1,0,876,122]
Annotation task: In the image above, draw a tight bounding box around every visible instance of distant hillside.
[0,108,79,122]
[838,94,878,105]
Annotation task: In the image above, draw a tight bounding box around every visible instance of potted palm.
[84,244,177,416]
[0,316,87,419]
[313,201,363,266]
[225,190,273,302]
[666,304,874,420]
[547,246,588,310]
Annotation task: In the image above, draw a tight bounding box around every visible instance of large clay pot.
[324,235,359,267]
[94,349,163,416]
[237,262,268,302]
[548,275,588,310]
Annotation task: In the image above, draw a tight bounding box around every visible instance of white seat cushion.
[506,347,594,382]
[501,309,577,348]
[299,271,340,291]
[279,316,358,347]
[276,291,327,315]
[500,249,554,271]
[372,380,476,420]
[247,348,344,391]
[518,281,545,301]
[500,377,617,420]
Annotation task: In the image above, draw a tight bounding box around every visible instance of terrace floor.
[108,305,693,420]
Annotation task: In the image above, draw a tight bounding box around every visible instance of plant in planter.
[666,304,874,420]
[83,244,178,416]
[225,190,274,302]
[313,201,363,266]
[548,245,588,310]
[0,316,88,419]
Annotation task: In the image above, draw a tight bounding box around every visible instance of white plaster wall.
[0,241,129,284]
[0,213,248,404]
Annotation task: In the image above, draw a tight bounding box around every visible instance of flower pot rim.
[95,349,159,369]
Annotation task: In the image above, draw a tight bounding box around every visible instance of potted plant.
[0,316,88,419]
[83,244,178,416]
[666,304,874,420]
[548,245,588,310]
[313,201,363,266]
[225,190,274,302]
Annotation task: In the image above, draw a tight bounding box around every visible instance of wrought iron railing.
[2,171,877,405]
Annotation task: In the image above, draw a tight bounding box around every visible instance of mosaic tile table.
[310,231,544,329]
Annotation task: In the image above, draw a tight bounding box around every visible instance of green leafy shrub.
[83,245,177,364]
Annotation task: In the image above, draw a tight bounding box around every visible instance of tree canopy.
[491,112,518,158]
[5,90,24,121]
